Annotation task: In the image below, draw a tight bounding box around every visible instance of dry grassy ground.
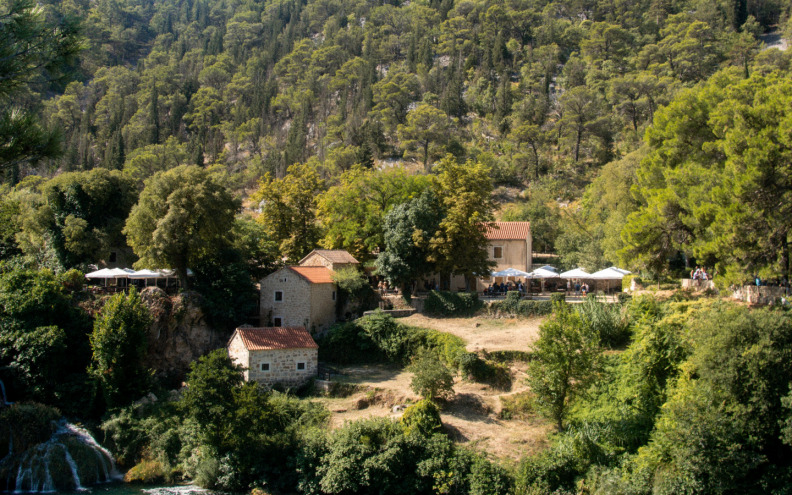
[314,315,554,460]
[400,314,545,353]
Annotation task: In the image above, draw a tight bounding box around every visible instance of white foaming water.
[5,419,119,493]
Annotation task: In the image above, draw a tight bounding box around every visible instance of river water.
[53,484,221,495]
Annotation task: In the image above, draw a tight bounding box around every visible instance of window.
[260,363,270,372]
[332,290,336,301]
[274,290,283,302]
[296,362,306,371]
[493,246,503,259]
[273,317,282,326]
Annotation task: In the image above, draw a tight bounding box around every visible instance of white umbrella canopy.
[85,268,116,279]
[530,267,560,278]
[559,268,591,278]
[590,267,630,279]
[128,269,162,279]
[492,267,532,277]
[85,268,129,279]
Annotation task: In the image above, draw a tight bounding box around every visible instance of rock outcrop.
[140,288,227,385]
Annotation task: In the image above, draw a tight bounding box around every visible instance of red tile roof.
[288,266,334,284]
[233,327,319,350]
[299,249,359,265]
[485,221,531,240]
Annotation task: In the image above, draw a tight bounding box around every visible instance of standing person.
[566,279,571,293]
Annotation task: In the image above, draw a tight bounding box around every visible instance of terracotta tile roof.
[289,266,335,284]
[233,327,319,350]
[299,249,359,265]
[484,221,531,240]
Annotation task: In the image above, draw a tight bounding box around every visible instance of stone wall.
[309,282,337,333]
[227,332,250,381]
[260,267,312,328]
[300,252,356,272]
[732,285,790,305]
[247,348,318,388]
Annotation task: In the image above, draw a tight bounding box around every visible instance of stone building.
[447,221,532,291]
[299,249,360,272]
[227,326,318,388]
[259,265,338,332]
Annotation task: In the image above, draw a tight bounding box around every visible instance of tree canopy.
[124,165,239,288]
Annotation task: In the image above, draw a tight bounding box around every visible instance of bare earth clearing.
[315,316,553,461]
[400,313,545,353]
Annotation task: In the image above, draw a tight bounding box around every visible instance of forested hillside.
[3,0,792,282]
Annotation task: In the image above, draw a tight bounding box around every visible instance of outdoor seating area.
[483,265,632,299]
[84,267,190,294]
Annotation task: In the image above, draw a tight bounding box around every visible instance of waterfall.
[0,380,11,406]
[2,419,119,493]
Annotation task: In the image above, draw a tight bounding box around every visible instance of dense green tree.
[616,304,792,493]
[90,287,152,409]
[375,190,443,299]
[0,267,92,413]
[21,168,137,269]
[0,0,82,169]
[397,103,451,172]
[621,69,792,283]
[317,165,429,261]
[427,156,495,290]
[124,165,239,288]
[527,303,601,430]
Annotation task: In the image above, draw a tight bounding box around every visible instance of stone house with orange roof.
[448,221,532,291]
[259,250,360,333]
[227,326,318,387]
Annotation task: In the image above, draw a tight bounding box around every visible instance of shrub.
[459,353,512,391]
[499,392,535,420]
[0,403,60,456]
[401,399,443,436]
[487,350,531,363]
[423,290,483,316]
[124,458,166,483]
[550,292,566,303]
[617,292,632,303]
[316,321,384,364]
[488,299,554,317]
[576,297,631,348]
[409,349,455,401]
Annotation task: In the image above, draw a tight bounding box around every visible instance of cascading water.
[1,418,120,493]
[0,380,11,407]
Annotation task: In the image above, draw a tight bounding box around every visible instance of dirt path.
[401,314,545,353]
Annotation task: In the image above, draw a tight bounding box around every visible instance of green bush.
[487,350,532,363]
[550,292,566,303]
[617,292,632,303]
[488,298,554,317]
[0,403,60,456]
[459,353,512,391]
[124,459,167,483]
[576,297,631,348]
[401,399,443,436]
[499,392,535,420]
[423,290,483,316]
[409,349,455,401]
[316,321,384,364]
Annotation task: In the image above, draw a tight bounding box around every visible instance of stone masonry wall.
[227,333,250,381]
[299,252,334,269]
[310,282,337,333]
[248,348,318,388]
[260,268,312,328]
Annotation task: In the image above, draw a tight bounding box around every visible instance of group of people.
[485,281,526,294]
[691,266,712,282]
[568,280,590,295]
